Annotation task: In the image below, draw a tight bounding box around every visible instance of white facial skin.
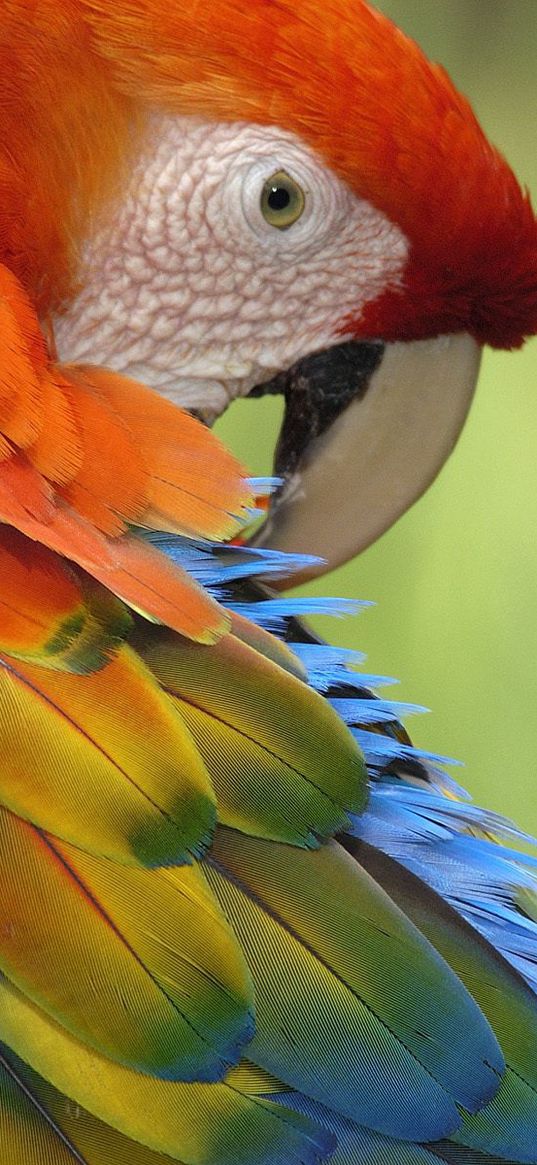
[54,115,408,419]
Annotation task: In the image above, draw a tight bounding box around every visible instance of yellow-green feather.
[205,829,503,1142]
[0,810,253,1080]
[137,626,367,847]
[0,646,215,866]
[0,978,330,1165]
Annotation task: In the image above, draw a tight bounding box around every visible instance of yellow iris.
[260,170,305,229]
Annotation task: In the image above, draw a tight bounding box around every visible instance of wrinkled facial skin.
[55,116,408,418]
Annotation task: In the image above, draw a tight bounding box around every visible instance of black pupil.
[267,185,291,211]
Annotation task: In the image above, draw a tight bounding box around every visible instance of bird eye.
[260,171,305,229]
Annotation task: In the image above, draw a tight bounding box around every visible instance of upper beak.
[251,333,481,582]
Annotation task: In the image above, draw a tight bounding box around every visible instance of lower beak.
[252,333,481,581]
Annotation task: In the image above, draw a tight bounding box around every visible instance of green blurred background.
[217,1,537,832]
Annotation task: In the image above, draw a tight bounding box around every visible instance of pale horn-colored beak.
[252,333,481,582]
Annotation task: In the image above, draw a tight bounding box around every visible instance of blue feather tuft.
[352,728,462,772]
[140,532,322,588]
[330,697,428,725]
[226,596,370,631]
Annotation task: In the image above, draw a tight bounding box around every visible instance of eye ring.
[260,170,306,230]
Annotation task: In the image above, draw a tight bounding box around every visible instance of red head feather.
[2,0,536,348]
[76,0,537,350]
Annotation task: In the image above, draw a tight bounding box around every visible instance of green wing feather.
[0,646,215,866]
[1,1045,83,1165]
[349,838,537,1162]
[0,978,331,1165]
[0,809,253,1081]
[137,625,367,846]
[204,829,503,1142]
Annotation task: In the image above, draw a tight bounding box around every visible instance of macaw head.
[7,0,537,574]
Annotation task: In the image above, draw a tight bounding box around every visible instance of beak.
[251,333,481,582]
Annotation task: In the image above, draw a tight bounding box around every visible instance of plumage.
[0,813,253,1081]
[1,1047,83,1165]
[137,624,367,845]
[0,527,131,673]
[350,841,537,1160]
[205,830,502,1138]
[0,264,253,639]
[0,1,536,1163]
[0,645,216,865]
[0,980,332,1165]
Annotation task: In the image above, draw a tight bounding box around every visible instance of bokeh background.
[217,1,537,833]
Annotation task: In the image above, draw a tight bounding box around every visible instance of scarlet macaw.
[0,3,536,1164]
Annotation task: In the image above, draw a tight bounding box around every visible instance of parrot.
[0,1,537,1164]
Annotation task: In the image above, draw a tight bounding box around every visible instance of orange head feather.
[0,2,142,320]
[2,0,536,351]
[73,0,535,350]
